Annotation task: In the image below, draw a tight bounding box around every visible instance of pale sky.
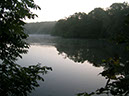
[25,0,129,22]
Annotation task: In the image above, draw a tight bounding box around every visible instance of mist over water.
[17,34,126,96]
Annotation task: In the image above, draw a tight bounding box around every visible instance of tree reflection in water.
[77,57,129,96]
[54,38,129,96]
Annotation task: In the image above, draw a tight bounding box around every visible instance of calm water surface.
[17,34,122,96]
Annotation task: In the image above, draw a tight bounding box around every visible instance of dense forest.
[52,2,129,39]
[24,2,129,40]
[24,22,56,34]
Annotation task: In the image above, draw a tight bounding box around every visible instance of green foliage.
[51,2,129,94]
[107,2,129,40]
[0,63,52,96]
[97,57,129,96]
[74,8,129,94]
[76,56,129,96]
[52,12,89,38]
[0,0,52,96]
[52,2,129,39]
[0,0,41,62]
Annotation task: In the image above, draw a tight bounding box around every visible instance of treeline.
[24,21,56,34]
[52,2,129,39]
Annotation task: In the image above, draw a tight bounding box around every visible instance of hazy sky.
[25,0,129,22]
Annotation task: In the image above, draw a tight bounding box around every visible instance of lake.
[17,34,126,96]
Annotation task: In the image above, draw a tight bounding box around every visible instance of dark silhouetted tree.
[52,2,129,39]
[0,0,52,96]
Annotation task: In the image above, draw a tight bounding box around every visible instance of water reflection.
[77,56,129,96]
[27,35,129,96]
[53,36,129,96]
[27,34,60,46]
[0,34,53,96]
[28,35,127,66]
[55,39,129,66]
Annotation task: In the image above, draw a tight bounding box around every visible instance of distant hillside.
[24,21,56,34]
